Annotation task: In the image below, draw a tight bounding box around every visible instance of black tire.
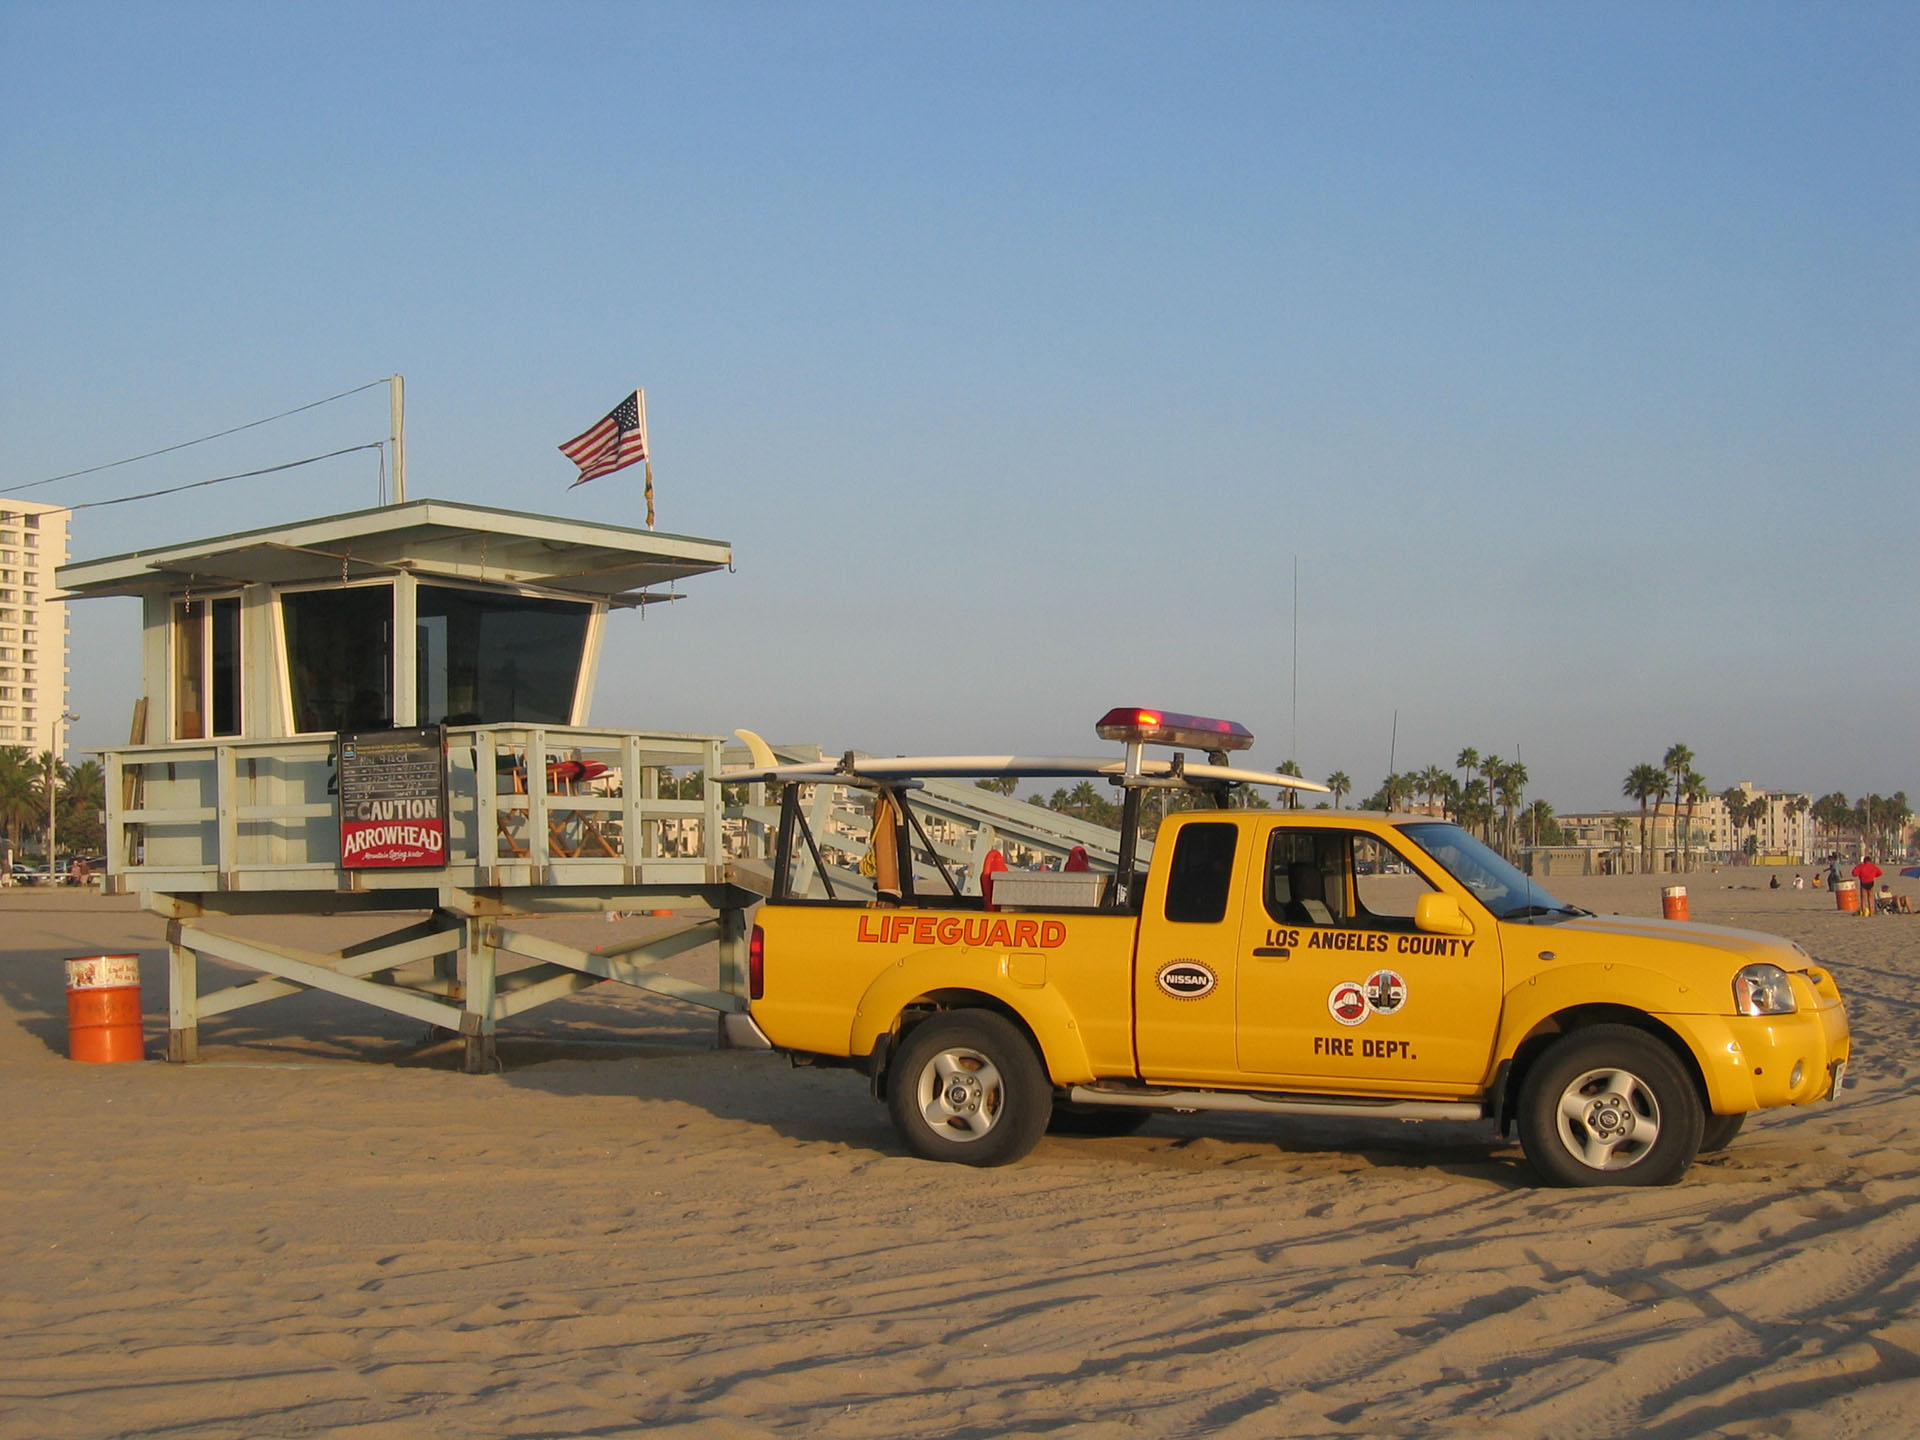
[1047,1102,1153,1137]
[1516,1024,1704,1187]
[886,1011,1052,1166]
[1698,1110,1747,1154]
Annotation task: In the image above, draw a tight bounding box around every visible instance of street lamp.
[47,710,78,883]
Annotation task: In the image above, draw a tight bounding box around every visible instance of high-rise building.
[0,499,71,756]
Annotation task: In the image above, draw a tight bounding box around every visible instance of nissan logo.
[1156,960,1217,1001]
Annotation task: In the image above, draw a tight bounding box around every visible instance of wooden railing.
[103,724,736,895]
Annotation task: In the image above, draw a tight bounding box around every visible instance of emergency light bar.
[1095,708,1254,753]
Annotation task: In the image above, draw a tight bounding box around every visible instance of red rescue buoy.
[66,955,145,1063]
[1661,885,1689,921]
[981,849,1009,910]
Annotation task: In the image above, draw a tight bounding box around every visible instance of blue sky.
[3,2,1914,811]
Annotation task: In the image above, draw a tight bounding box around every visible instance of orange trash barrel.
[1661,885,1690,921]
[66,955,145,1063]
[1835,880,1860,913]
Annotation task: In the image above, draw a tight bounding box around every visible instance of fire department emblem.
[1363,969,1408,1016]
[1328,980,1369,1026]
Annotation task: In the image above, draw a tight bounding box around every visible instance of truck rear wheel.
[1517,1025,1703,1187]
[887,1011,1051,1166]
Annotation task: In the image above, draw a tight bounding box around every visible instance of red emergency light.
[1095,708,1254,753]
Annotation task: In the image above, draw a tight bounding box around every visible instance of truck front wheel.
[1698,1111,1747,1153]
[1517,1025,1703,1187]
[887,1011,1052,1166]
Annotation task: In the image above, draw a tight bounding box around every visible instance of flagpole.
[390,374,406,504]
[638,389,653,528]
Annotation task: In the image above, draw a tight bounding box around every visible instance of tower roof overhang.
[54,498,731,606]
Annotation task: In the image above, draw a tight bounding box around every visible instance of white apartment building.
[1697,783,1814,864]
[0,498,71,755]
[1552,788,1813,869]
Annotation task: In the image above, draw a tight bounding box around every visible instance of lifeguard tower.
[57,499,763,1071]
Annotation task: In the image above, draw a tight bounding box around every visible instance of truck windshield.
[1397,822,1586,922]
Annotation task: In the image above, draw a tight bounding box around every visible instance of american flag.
[559,390,649,488]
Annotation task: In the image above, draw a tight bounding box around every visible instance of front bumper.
[1668,979,1851,1114]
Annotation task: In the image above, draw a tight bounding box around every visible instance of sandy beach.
[4,871,1919,1438]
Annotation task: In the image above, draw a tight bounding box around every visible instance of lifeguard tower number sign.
[338,727,449,869]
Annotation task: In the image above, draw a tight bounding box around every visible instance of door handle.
[1251,946,1290,959]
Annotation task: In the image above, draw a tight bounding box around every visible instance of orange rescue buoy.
[66,955,145,1063]
[1661,885,1690,921]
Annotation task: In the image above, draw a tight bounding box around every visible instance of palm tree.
[1624,764,1665,873]
[1650,772,1672,871]
[1811,792,1849,857]
[1455,748,1480,820]
[1677,769,1707,873]
[1324,770,1350,810]
[1662,744,1694,871]
[1389,772,1415,812]
[59,759,106,856]
[1480,759,1507,849]
[1477,753,1506,842]
[1478,758,1506,846]
[1275,759,1305,810]
[1496,760,1528,857]
[1459,777,1492,839]
[0,746,40,861]
[32,751,68,872]
[1884,793,1912,855]
[1783,794,1811,858]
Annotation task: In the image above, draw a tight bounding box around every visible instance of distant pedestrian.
[1852,855,1883,917]
[1769,874,1780,890]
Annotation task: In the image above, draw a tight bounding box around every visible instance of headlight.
[1733,963,1797,1016]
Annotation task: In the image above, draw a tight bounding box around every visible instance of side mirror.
[1415,892,1474,937]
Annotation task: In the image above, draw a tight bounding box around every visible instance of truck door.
[1235,823,1502,1090]
[1132,818,1253,1086]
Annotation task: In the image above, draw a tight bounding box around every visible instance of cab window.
[1264,829,1435,929]
[1351,835,1436,925]
[1164,822,1238,924]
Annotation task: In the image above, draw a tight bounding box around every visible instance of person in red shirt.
[1852,854,1883,915]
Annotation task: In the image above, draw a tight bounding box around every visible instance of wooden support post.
[640,755,659,860]
[431,908,462,1040]
[462,918,498,1074]
[703,737,724,867]
[527,728,550,883]
[622,732,644,878]
[474,728,500,884]
[411,907,463,1034]
[165,912,201,1063]
[215,744,238,888]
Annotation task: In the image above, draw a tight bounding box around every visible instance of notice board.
[337,726,449,869]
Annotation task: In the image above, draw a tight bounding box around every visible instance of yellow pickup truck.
[727,710,1850,1186]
